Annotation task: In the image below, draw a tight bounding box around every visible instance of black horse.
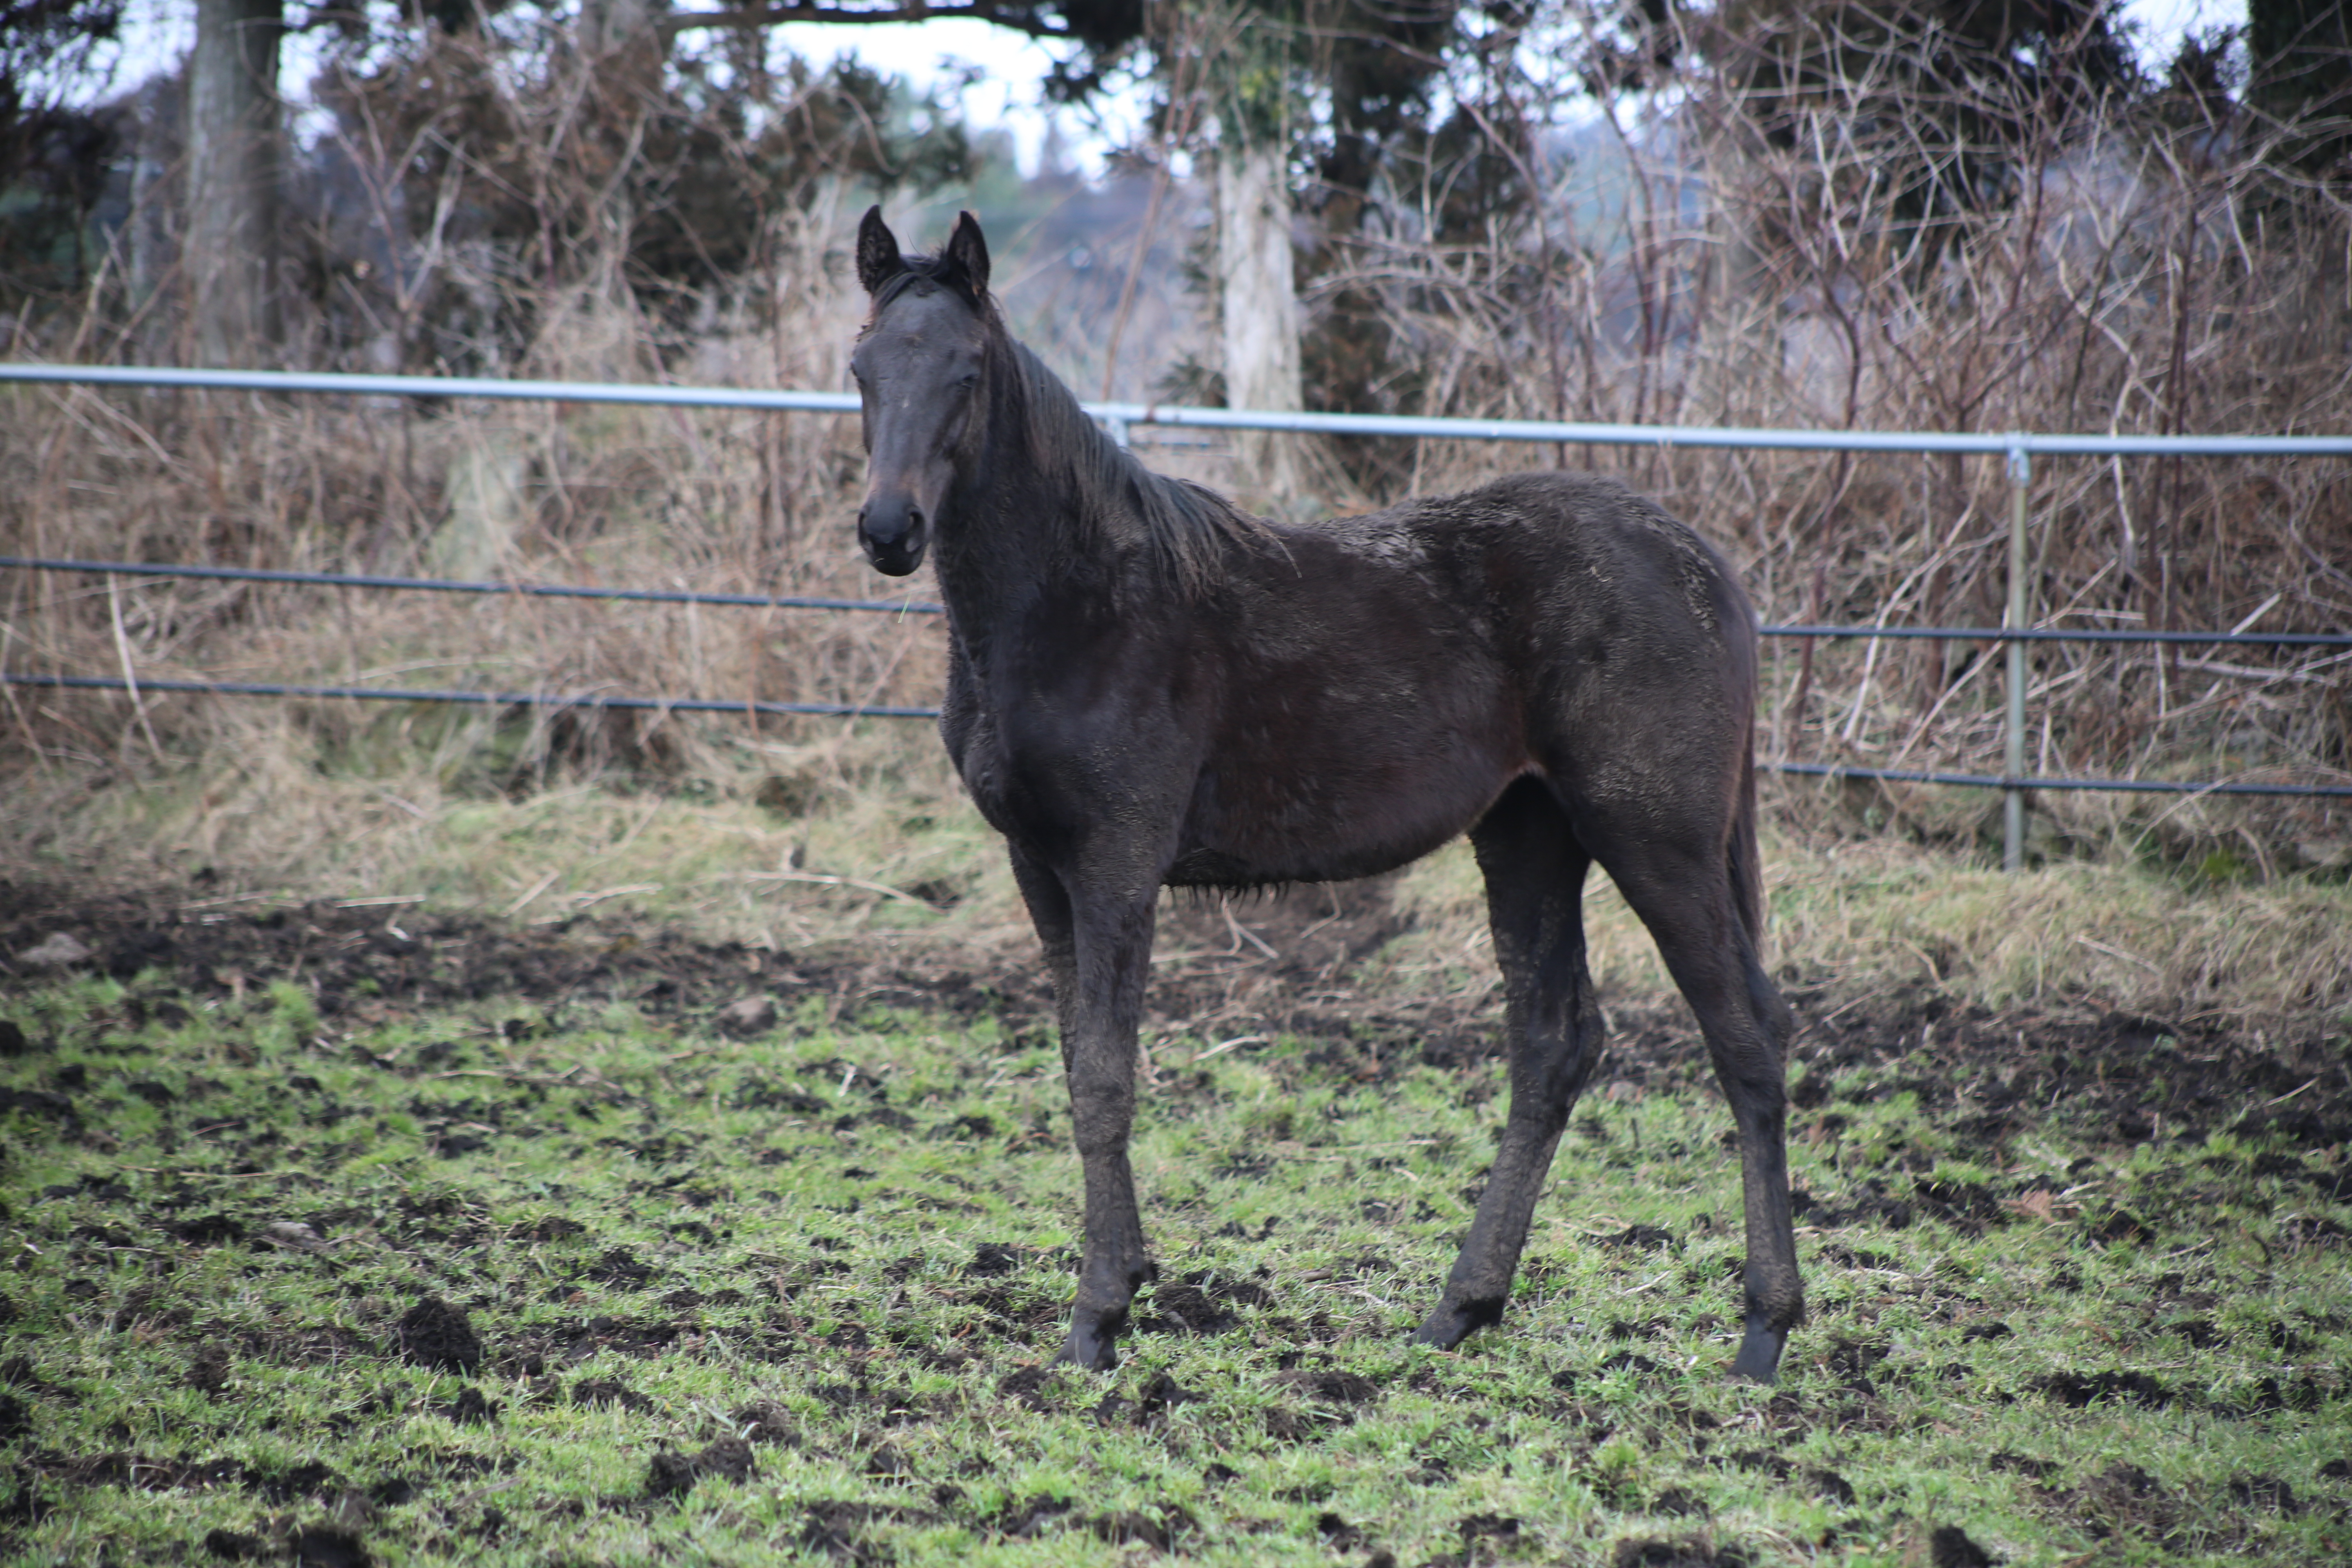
[849,207,1802,1382]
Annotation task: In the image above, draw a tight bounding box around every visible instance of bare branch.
[659,2,1070,41]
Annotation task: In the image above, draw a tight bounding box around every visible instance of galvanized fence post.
[2004,440,2032,871]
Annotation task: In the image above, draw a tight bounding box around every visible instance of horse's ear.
[856,205,905,295]
[943,210,990,298]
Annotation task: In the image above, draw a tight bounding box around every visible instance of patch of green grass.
[2,972,2348,1566]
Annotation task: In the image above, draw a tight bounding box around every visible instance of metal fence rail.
[7,363,2350,851]
[1768,762,2352,799]
[11,673,2347,797]
[0,555,934,617]
[8,556,2352,650]
[2,671,934,720]
[11,361,2352,459]
[11,557,2348,800]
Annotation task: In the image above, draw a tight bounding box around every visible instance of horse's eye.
[958,373,979,390]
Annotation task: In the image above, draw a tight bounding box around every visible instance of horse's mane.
[870,256,1274,597]
[1003,337,1278,596]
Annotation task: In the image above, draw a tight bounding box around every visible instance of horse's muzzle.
[858,500,928,577]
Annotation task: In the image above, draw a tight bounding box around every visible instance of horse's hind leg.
[1588,824,1801,1382]
[1415,778,1603,1350]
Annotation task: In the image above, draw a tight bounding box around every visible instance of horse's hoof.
[1058,1323,1120,1373]
[1410,1316,1463,1350]
[1728,1313,1785,1383]
[1410,1297,1498,1351]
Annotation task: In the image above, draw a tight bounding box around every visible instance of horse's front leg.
[1011,844,1159,1371]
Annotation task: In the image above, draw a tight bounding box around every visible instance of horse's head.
[850,206,993,577]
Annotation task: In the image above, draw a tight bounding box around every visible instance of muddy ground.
[6,873,2347,1155]
[3,872,2350,1565]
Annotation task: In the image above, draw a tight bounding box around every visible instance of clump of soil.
[2037,1370,2176,1409]
[1136,1271,1274,1334]
[187,1341,234,1397]
[2054,1462,2191,1547]
[1610,1536,1744,1567]
[583,1248,657,1287]
[1275,1368,1381,1406]
[438,1387,499,1425]
[967,1242,1026,1277]
[394,1297,481,1372]
[571,1378,653,1414]
[996,1366,1063,1411]
[644,1437,758,1499]
[735,1399,797,1443]
[800,1499,913,1562]
[290,1525,370,1568]
[1089,1509,1170,1548]
[1133,1372,1197,1423]
[1929,1525,1997,1568]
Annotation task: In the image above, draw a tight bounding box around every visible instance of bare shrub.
[2,14,2346,895]
[1294,13,2351,875]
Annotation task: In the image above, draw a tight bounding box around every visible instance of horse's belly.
[1171,723,1519,886]
[953,621,1526,885]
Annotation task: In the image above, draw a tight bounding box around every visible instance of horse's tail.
[1729,728,1797,1045]
[1722,589,1771,955]
[1728,731,1768,949]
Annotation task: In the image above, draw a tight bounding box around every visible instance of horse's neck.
[935,362,1125,632]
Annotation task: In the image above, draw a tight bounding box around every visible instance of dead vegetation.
[2,18,2349,1028]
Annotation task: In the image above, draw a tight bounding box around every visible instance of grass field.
[2,879,2348,1567]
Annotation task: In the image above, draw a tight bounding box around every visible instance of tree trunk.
[186,0,282,367]
[124,78,178,363]
[1216,137,1306,508]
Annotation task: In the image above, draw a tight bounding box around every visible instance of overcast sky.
[96,0,2248,180]
[785,0,2239,176]
[769,0,2243,175]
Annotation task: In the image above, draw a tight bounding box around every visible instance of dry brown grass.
[5,85,2350,1027]
[1375,817,2352,1030]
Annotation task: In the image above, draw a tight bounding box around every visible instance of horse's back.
[1303,469,1755,671]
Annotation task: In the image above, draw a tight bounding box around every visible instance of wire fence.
[10,554,2348,802]
[2,670,935,721]
[7,364,2352,836]
[6,555,2352,650]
